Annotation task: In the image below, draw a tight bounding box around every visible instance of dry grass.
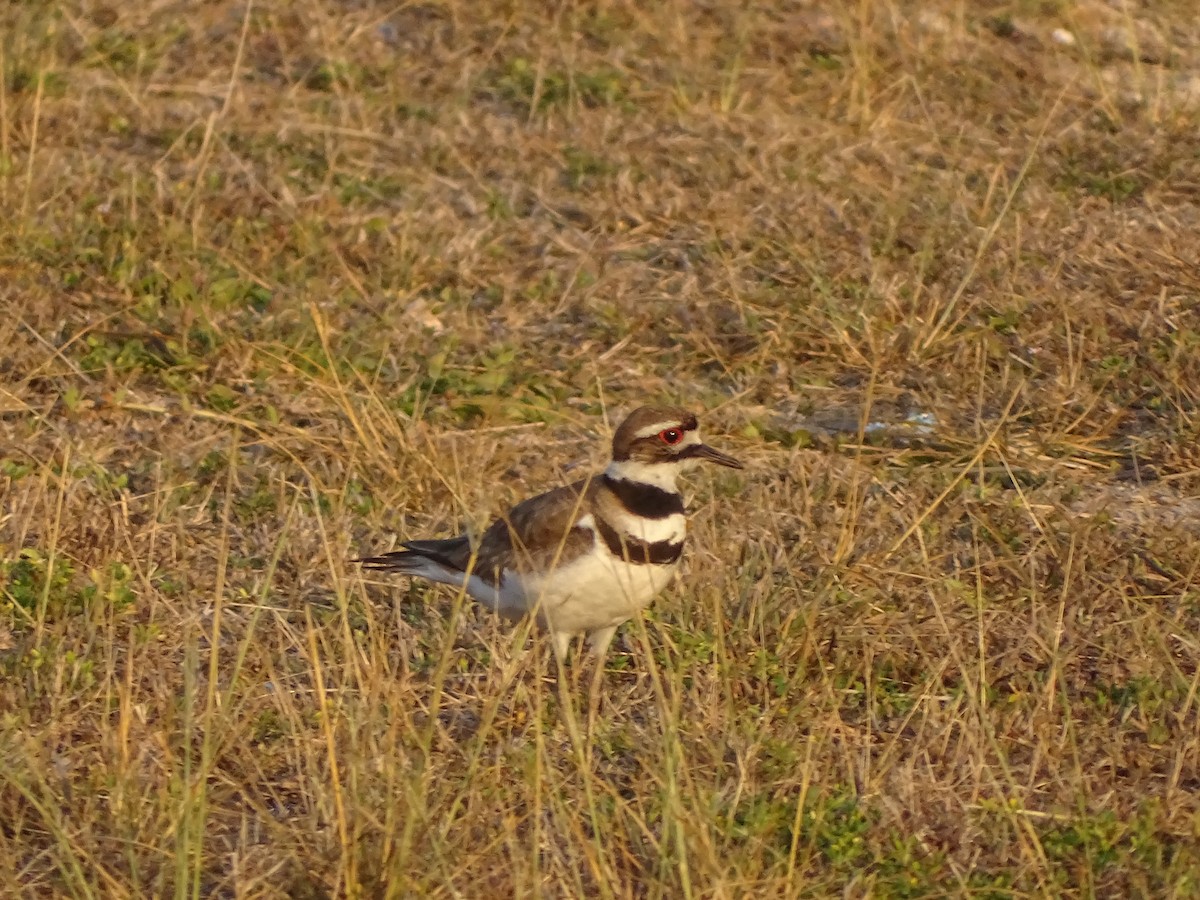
[3,0,1200,895]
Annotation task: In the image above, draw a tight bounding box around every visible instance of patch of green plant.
[758,736,801,782]
[573,67,632,108]
[3,550,75,616]
[870,673,918,718]
[251,708,289,744]
[196,449,228,482]
[71,323,203,388]
[1095,675,1179,745]
[131,622,162,647]
[234,477,279,521]
[587,720,635,767]
[255,402,282,425]
[229,553,270,572]
[90,28,150,75]
[82,562,137,613]
[4,67,69,96]
[520,271,560,304]
[276,140,335,191]
[1098,353,1135,378]
[155,572,187,598]
[1096,675,1160,713]
[749,647,791,698]
[334,171,407,205]
[78,461,129,497]
[85,23,188,77]
[874,832,949,897]
[671,625,716,673]
[284,331,375,385]
[304,59,386,92]
[806,273,884,329]
[709,468,746,499]
[752,420,814,449]
[1041,809,1122,872]
[965,873,1019,900]
[484,189,514,220]
[344,479,374,516]
[303,489,333,519]
[4,552,137,632]
[1,458,35,480]
[987,307,1021,335]
[206,383,240,413]
[833,668,917,720]
[807,47,843,71]
[383,341,574,425]
[78,333,172,374]
[56,646,98,690]
[395,102,436,122]
[803,787,873,869]
[562,145,615,190]
[490,57,631,113]
[1054,154,1144,203]
[305,60,344,92]
[725,790,794,857]
[207,273,272,312]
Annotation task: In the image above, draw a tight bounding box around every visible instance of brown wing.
[471,476,599,583]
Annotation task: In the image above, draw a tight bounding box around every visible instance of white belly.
[495,545,679,636]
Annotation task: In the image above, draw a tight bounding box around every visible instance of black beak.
[691,443,743,469]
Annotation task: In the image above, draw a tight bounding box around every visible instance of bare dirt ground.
[3,1,1200,895]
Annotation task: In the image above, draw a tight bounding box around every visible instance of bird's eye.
[659,429,682,445]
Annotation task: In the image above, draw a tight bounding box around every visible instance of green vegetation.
[3,0,1200,895]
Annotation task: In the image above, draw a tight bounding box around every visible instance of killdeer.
[356,406,742,663]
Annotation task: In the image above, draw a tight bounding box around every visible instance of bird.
[355,405,743,664]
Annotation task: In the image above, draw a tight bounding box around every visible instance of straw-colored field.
[3,1,1200,895]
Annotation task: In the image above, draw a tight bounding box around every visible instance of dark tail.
[354,537,470,574]
[353,549,422,572]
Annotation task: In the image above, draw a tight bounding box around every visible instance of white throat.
[604,459,681,492]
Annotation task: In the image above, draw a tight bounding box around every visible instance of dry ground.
[3,0,1200,896]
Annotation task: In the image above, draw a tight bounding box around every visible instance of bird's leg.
[546,631,594,761]
[546,630,577,716]
[586,625,618,661]
[584,625,618,727]
[550,630,573,667]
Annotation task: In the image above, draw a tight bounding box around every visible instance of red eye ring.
[659,429,683,445]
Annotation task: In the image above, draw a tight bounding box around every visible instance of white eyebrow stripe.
[632,422,685,439]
